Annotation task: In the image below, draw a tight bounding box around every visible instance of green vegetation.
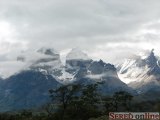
[0,83,160,120]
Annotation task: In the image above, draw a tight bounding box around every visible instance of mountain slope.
[0,71,61,112]
[74,60,135,95]
[117,49,160,93]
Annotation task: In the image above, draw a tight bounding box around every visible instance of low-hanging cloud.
[0,0,160,63]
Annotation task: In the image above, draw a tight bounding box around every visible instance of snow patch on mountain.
[119,59,136,74]
[118,65,150,84]
[57,68,75,82]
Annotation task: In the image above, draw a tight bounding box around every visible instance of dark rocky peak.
[98,59,105,66]
[145,49,157,67]
[104,63,116,71]
[88,60,116,74]
[37,47,59,56]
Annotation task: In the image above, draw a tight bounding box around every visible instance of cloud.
[0,0,160,63]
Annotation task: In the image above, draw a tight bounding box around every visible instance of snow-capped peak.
[66,48,90,60]
[37,47,59,56]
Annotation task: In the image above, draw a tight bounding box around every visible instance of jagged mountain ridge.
[73,60,134,95]
[117,49,160,93]
[65,49,133,95]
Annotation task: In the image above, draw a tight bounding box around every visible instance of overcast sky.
[0,0,160,63]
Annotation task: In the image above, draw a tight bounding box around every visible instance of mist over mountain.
[0,47,136,112]
[0,47,160,111]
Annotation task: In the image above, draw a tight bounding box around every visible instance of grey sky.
[0,0,160,63]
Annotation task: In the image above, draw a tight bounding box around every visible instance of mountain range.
[0,48,159,111]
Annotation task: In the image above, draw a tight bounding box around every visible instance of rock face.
[0,47,134,112]
[74,60,134,95]
[118,49,160,93]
